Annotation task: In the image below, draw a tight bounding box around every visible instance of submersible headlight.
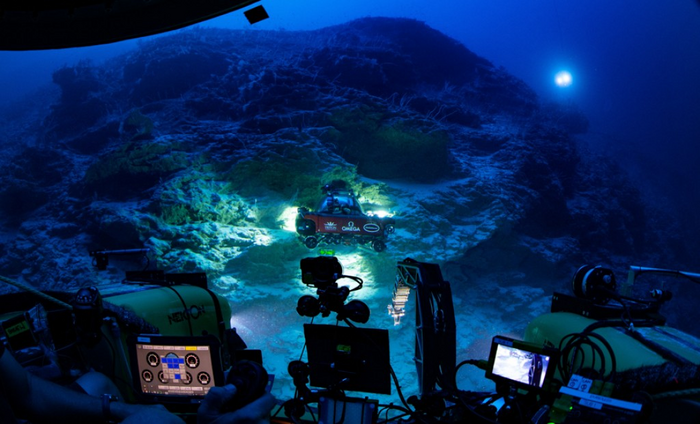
[650,289,673,302]
[572,265,617,304]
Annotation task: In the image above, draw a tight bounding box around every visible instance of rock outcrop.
[0,17,684,313]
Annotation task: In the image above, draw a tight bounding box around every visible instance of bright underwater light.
[280,206,299,232]
[333,252,365,283]
[366,210,394,218]
[554,70,573,87]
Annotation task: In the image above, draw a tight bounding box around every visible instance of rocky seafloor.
[0,17,696,402]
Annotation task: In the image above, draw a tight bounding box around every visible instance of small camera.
[297,256,369,324]
[300,256,343,289]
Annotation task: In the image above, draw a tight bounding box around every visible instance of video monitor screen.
[127,334,224,404]
[485,336,558,390]
[304,323,391,395]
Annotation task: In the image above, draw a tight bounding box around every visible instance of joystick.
[223,360,269,411]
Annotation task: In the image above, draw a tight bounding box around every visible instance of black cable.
[271,403,285,418]
[329,390,347,424]
[298,342,307,362]
[377,405,391,423]
[620,299,634,328]
[337,275,363,292]
[580,325,619,381]
[560,333,595,380]
[452,359,483,392]
[376,411,411,424]
[305,403,318,423]
[559,329,618,383]
[568,334,600,378]
[376,403,414,423]
[449,390,500,424]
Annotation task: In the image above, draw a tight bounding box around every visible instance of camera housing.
[300,256,343,289]
[485,335,559,392]
[297,256,369,323]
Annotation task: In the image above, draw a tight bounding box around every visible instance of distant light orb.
[555,70,573,87]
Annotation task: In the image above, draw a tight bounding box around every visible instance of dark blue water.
[3,1,699,216]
